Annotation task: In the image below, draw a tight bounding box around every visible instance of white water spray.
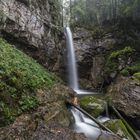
[70,107,113,140]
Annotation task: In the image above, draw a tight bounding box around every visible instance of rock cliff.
[0,0,63,72]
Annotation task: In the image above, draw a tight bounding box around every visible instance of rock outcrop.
[0,0,63,72]
[107,76,140,130]
[73,28,116,88]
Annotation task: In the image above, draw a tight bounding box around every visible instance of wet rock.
[79,79,94,89]
[104,119,133,140]
[80,96,106,118]
[32,122,89,140]
[73,28,116,88]
[0,116,89,140]
[91,55,105,87]
[107,76,140,129]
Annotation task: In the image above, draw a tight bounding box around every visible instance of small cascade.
[70,106,114,140]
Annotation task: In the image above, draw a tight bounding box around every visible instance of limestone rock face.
[0,0,63,71]
[73,28,116,88]
[108,76,140,129]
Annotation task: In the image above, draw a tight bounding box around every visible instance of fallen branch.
[46,111,60,122]
[66,101,122,140]
[112,106,140,140]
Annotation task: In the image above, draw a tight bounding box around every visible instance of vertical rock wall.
[0,0,63,72]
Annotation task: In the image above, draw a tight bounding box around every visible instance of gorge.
[0,0,140,140]
[65,26,139,140]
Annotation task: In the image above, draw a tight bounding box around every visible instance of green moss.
[133,72,140,83]
[104,119,134,140]
[0,101,17,126]
[109,46,134,60]
[0,38,58,126]
[121,63,140,76]
[104,46,135,76]
[92,27,104,39]
[120,69,130,76]
[80,96,105,117]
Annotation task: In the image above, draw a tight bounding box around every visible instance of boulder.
[107,76,140,129]
[104,119,133,140]
[79,96,106,118]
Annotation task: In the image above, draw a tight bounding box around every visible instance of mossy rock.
[80,96,106,117]
[104,46,135,77]
[132,72,140,84]
[79,79,93,89]
[121,62,140,77]
[109,47,134,60]
[104,119,133,140]
[0,38,58,126]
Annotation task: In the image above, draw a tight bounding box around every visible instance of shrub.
[121,63,140,76]
[109,46,135,60]
[104,46,135,76]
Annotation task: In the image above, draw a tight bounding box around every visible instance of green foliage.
[80,96,105,117]
[92,27,104,38]
[69,0,140,27]
[109,47,135,60]
[70,0,86,26]
[133,72,140,83]
[0,38,57,125]
[121,63,140,76]
[0,102,16,126]
[104,47,135,76]
[120,69,130,76]
[19,95,38,112]
[104,119,134,140]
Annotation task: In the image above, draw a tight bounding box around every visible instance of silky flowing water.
[70,106,114,140]
[65,27,110,139]
[65,27,99,95]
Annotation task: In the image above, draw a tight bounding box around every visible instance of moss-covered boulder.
[107,75,140,131]
[80,96,106,118]
[104,46,135,80]
[104,119,133,140]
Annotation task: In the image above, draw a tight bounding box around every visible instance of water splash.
[70,107,114,140]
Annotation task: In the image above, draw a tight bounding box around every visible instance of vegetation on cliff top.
[0,38,57,126]
[104,46,135,76]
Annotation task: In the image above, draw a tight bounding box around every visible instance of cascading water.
[70,106,115,140]
[64,27,110,139]
[65,27,108,139]
[65,27,129,140]
[65,27,79,91]
[65,27,99,95]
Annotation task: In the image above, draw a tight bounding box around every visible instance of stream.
[70,106,112,140]
[65,26,130,140]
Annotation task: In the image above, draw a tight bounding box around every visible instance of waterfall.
[65,27,79,91]
[65,27,99,95]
